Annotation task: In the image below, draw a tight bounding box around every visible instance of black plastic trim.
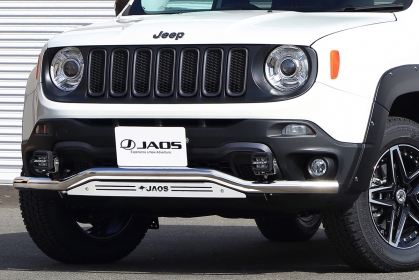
[87,49,107,97]
[226,48,248,97]
[374,64,419,111]
[202,48,224,97]
[343,64,419,193]
[347,102,389,193]
[109,48,130,97]
[41,45,317,104]
[132,48,153,97]
[178,48,200,97]
[155,48,176,98]
[22,118,360,186]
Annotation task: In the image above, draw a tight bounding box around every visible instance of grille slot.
[203,48,223,97]
[227,48,248,97]
[88,50,106,96]
[156,49,176,97]
[110,49,129,96]
[179,49,199,97]
[133,49,152,97]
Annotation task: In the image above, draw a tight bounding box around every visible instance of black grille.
[179,49,199,97]
[88,50,106,96]
[238,164,257,181]
[203,49,223,96]
[84,46,252,101]
[227,49,247,96]
[156,49,175,96]
[111,50,129,96]
[133,49,152,97]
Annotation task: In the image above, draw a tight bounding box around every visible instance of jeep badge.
[153,31,185,40]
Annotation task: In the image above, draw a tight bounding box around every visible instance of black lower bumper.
[23,118,361,185]
[19,99,390,214]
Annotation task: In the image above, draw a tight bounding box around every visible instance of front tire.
[20,190,150,264]
[323,117,419,272]
[255,212,321,242]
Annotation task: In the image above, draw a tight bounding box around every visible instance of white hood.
[47,10,395,48]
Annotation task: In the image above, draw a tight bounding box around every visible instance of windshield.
[126,0,412,14]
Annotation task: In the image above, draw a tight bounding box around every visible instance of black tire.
[20,190,150,264]
[255,212,321,242]
[323,117,419,272]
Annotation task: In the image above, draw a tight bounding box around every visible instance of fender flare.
[375,65,419,111]
[348,65,419,193]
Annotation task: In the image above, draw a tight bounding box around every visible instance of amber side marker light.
[330,50,340,79]
[35,54,41,80]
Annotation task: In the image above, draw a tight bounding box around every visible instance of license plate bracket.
[115,127,187,167]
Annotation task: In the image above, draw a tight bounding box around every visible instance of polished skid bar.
[14,167,339,194]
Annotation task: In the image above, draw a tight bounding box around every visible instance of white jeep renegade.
[15,0,419,272]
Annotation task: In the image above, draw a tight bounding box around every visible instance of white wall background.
[0,0,115,183]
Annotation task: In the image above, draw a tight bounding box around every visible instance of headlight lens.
[50,47,84,92]
[265,45,309,92]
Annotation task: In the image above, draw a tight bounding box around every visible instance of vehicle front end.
[15,0,419,271]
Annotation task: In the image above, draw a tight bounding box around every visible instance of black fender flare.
[375,65,419,111]
[347,65,419,193]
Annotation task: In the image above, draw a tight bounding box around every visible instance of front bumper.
[21,118,362,189]
[17,112,384,211]
[14,167,339,197]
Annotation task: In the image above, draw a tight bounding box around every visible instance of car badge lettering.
[153,31,185,40]
[120,139,136,150]
[139,186,169,192]
[137,141,182,150]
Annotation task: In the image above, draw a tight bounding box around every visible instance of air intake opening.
[156,49,176,97]
[179,49,199,97]
[203,48,223,97]
[227,48,248,97]
[133,49,152,97]
[110,49,129,97]
[88,49,106,97]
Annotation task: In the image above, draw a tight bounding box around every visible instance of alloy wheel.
[369,144,419,249]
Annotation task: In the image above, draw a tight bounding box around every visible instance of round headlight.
[265,45,309,92]
[50,47,84,92]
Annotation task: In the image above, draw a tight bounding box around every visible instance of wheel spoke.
[369,184,396,208]
[369,197,395,208]
[411,185,419,196]
[389,147,398,185]
[390,208,408,247]
[388,210,396,245]
[391,146,409,185]
[369,185,394,194]
[408,168,419,184]
[408,210,419,226]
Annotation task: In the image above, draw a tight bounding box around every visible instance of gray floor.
[0,186,415,279]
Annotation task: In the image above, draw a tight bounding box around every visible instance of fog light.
[282,124,314,136]
[30,150,59,174]
[309,158,327,177]
[251,152,273,175]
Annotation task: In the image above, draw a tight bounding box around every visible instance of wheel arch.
[375,64,419,114]
[346,65,419,194]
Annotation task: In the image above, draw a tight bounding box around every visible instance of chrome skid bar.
[14,167,339,195]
